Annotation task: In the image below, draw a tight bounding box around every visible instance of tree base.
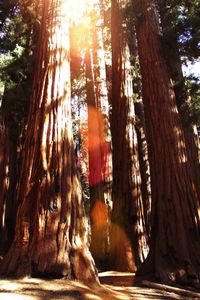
[0,244,99,284]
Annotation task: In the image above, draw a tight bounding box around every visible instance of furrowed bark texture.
[135,0,200,287]
[0,0,98,283]
[158,0,200,199]
[110,0,148,272]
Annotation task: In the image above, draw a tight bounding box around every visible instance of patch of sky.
[182,60,200,81]
[178,29,193,44]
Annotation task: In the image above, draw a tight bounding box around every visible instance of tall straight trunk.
[91,13,112,267]
[129,30,152,241]
[0,119,18,255]
[0,120,8,255]
[134,101,151,241]
[85,47,109,269]
[92,15,112,196]
[158,0,200,198]
[135,0,200,287]
[110,0,147,271]
[0,0,98,283]
[4,120,18,253]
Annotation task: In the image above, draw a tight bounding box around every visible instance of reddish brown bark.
[0,119,18,255]
[109,0,147,272]
[158,0,200,199]
[135,0,200,287]
[0,0,98,283]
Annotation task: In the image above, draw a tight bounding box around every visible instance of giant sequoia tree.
[0,0,98,282]
[135,0,200,287]
[1,0,200,289]
[158,0,200,199]
[110,0,148,272]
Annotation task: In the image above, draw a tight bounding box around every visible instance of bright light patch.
[182,60,200,79]
[68,0,98,23]
[0,294,35,300]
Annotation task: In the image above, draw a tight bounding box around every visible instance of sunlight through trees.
[0,0,199,291]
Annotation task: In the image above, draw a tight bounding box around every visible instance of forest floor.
[0,271,199,300]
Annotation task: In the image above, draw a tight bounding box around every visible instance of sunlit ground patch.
[0,277,195,299]
[0,294,35,300]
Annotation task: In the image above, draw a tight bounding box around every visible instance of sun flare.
[68,0,98,23]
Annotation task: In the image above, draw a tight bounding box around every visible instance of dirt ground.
[0,272,199,300]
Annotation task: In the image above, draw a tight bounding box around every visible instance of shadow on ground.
[0,272,199,299]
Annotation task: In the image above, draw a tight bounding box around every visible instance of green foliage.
[177,1,200,61]
[186,75,200,124]
[158,0,200,123]
[0,0,38,140]
[158,0,200,62]
[125,0,200,126]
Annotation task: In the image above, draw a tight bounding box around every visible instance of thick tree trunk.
[110,0,147,272]
[0,0,98,283]
[135,0,200,287]
[158,0,200,199]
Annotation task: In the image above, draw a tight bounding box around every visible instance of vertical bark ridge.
[110,0,148,271]
[0,0,98,283]
[158,0,200,200]
[135,0,200,287]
